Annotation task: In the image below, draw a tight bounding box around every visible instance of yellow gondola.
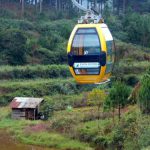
[67,23,115,84]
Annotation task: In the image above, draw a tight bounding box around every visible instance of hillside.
[0,2,150,150]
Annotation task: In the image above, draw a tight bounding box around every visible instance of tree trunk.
[118,104,121,121]
[35,0,38,12]
[94,0,97,8]
[21,0,24,17]
[123,0,126,14]
[113,107,115,125]
[97,105,100,129]
[39,0,42,13]
[112,0,115,14]
[117,0,120,15]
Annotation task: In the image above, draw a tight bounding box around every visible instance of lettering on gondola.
[74,62,100,68]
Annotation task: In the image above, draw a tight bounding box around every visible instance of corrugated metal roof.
[10,97,44,109]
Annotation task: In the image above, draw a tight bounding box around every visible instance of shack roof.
[10,97,44,109]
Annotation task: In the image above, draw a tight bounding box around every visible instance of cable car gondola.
[67,0,115,84]
[67,23,115,84]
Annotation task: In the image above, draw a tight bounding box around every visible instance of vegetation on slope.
[0,1,150,150]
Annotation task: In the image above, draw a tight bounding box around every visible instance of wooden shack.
[10,97,44,120]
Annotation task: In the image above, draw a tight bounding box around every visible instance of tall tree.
[105,82,130,121]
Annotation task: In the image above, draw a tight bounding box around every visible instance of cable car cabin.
[67,23,115,84]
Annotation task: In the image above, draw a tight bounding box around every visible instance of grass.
[118,60,150,74]
[81,118,112,131]
[0,78,73,87]
[0,107,93,150]
[0,107,11,120]
[0,105,150,150]
[0,77,96,106]
[20,132,92,150]
[0,119,93,150]
[76,118,113,140]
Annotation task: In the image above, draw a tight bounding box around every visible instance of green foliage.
[77,119,113,147]
[105,82,131,119]
[125,74,139,86]
[0,107,11,120]
[0,5,149,150]
[0,8,17,19]
[0,118,91,150]
[137,116,150,149]
[87,89,106,128]
[138,72,150,114]
[0,15,74,66]
[0,18,34,31]
[107,81,130,107]
[21,132,91,150]
[0,29,28,65]
[0,78,95,106]
[88,89,106,107]
[51,112,80,133]
[123,13,150,47]
[44,94,83,111]
[0,65,70,80]
[0,78,77,105]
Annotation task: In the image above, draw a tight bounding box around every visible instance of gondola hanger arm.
[71,0,103,24]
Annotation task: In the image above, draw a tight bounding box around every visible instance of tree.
[0,29,28,65]
[88,88,106,128]
[123,13,150,47]
[138,70,150,114]
[105,82,130,121]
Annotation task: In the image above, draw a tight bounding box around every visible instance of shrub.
[0,65,70,80]
[0,29,28,65]
[0,8,16,19]
[138,73,150,114]
[51,113,79,133]
[125,75,139,86]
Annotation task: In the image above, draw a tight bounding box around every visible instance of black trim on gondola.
[68,51,106,67]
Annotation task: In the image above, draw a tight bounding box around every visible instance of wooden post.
[34,109,36,120]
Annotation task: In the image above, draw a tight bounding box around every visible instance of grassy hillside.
[0,7,150,150]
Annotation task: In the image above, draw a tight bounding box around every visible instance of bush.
[0,65,70,80]
[0,79,96,106]
[0,29,28,65]
[44,94,83,111]
[125,75,139,86]
[0,8,16,19]
[123,13,150,47]
[138,72,150,114]
[51,113,79,133]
